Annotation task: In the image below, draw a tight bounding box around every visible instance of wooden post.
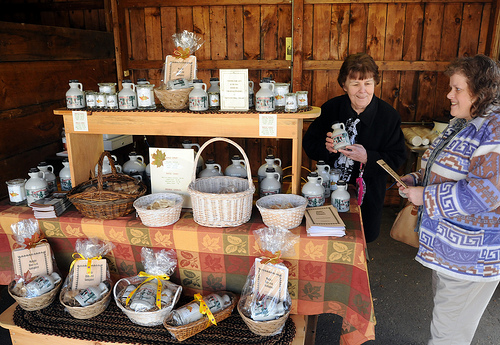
[110,0,124,87]
[487,0,500,59]
[292,0,304,92]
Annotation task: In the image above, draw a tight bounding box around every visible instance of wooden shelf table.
[54,107,321,195]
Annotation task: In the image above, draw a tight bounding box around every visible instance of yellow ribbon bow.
[70,253,102,276]
[260,250,283,265]
[125,272,170,309]
[194,293,217,326]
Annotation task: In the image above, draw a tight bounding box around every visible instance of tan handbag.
[390,202,419,248]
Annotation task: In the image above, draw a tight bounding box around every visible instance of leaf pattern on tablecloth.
[327,301,345,315]
[108,228,127,243]
[153,231,172,247]
[225,235,247,254]
[303,242,324,260]
[204,255,223,271]
[303,262,324,280]
[202,234,221,252]
[181,269,201,288]
[179,251,199,269]
[353,294,371,316]
[206,274,224,290]
[64,224,84,237]
[128,228,151,246]
[329,242,353,262]
[118,260,135,277]
[302,281,321,300]
[40,221,64,237]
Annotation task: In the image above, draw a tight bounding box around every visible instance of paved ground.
[1,206,500,344]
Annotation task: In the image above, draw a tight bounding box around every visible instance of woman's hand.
[325,132,336,153]
[402,186,424,206]
[338,144,367,164]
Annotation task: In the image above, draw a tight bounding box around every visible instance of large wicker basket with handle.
[188,137,255,227]
[68,151,147,219]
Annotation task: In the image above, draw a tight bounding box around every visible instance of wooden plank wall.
[0,19,115,201]
[115,0,499,193]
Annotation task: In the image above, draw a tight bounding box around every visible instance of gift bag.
[9,219,62,311]
[113,247,182,326]
[237,227,299,336]
[390,202,419,248]
[59,237,114,319]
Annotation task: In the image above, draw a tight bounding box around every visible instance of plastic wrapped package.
[113,247,182,326]
[237,227,299,336]
[9,219,62,307]
[59,237,114,318]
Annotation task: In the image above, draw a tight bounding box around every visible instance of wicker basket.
[237,302,290,337]
[133,193,184,227]
[113,277,182,327]
[163,292,237,341]
[68,151,147,219]
[256,194,308,229]
[188,138,255,227]
[59,285,111,319]
[154,87,193,110]
[8,279,62,311]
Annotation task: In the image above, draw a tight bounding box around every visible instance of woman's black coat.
[303,94,407,242]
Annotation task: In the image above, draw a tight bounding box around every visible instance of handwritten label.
[259,114,277,137]
[72,110,89,132]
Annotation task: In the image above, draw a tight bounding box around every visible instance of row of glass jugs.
[66,78,309,113]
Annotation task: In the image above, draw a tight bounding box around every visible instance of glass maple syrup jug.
[257,155,283,182]
[182,140,204,174]
[301,171,325,207]
[255,78,275,112]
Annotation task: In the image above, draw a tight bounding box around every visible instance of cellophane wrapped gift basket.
[113,247,182,326]
[237,227,299,336]
[59,237,114,319]
[155,30,204,110]
[164,291,237,341]
[8,219,62,311]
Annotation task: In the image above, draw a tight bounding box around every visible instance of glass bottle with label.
[301,172,325,207]
[189,79,208,111]
[331,180,350,212]
[208,77,220,110]
[255,78,275,112]
[274,83,289,111]
[260,167,281,197]
[118,80,137,110]
[25,168,48,206]
[136,78,156,109]
[248,80,255,108]
[66,80,86,109]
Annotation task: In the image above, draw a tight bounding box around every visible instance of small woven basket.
[163,292,237,341]
[133,193,184,227]
[188,138,255,227]
[237,303,290,337]
[59,286,111,319]
[68,151,147,219]
[8,279,62,311]
[113,277,182,327]
[256,194,308,229]
[154,87,193,110]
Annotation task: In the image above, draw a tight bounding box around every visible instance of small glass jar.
[85,91,96,108]
[96,92,107,108]
[296,91,308,109]
[136,84,156,109]
[6,179,27,205]
[106,93,118,109]
[98,82,117,94]
[285,93,297,112]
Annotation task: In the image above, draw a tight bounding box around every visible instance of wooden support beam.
[292,0,304,92]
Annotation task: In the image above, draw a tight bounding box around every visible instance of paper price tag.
[259,114,277,137]
[72,110,89,132]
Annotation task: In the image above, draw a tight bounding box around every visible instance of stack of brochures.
[30,192,72,219]
[304,205,346,237]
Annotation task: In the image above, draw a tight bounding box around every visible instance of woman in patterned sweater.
[400,55,500,345]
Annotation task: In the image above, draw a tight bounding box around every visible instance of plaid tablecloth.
[0,194,375,344]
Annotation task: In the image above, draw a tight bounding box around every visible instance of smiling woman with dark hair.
[303,52,407,243]
[400,54,500,344]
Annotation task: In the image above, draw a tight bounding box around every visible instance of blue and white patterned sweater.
[411,113,500,281]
